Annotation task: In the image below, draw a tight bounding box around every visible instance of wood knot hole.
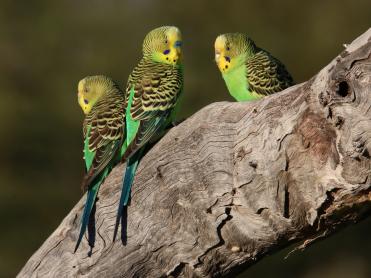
[336,81,349,97]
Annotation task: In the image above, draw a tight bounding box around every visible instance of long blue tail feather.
[113,154,141,242]
[123,159,139,206]
[74,176,103,253]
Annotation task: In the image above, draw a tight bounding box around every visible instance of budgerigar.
[75,75,126,252]
[214,33,294,101]
[113,26,184,240]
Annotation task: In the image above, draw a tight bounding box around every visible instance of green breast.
[222,64,261,102]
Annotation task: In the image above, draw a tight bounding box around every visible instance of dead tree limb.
[18,29,371,278]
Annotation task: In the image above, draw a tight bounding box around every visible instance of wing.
[246,50,294,96]
[82,91,126,191]
[123,63,183,160]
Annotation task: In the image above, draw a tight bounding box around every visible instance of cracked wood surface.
[18,29,371,278]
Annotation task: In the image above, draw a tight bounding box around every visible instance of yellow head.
[77,75,116,114]
[143,26,183,65]
[214,33,257,73]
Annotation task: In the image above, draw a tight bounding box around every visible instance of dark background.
[1,0,370,277]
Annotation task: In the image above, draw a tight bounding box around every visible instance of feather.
[246,50,294,96]
[74,175,101,253]
[113,151,141,242]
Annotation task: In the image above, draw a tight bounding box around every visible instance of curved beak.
[77,91,89,114]
[215,51,221,63]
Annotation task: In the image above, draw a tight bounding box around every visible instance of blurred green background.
[0,0,370,277]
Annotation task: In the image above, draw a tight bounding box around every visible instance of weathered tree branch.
[18,29,371,278]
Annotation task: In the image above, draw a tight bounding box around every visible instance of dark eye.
[226,46,230,51]
[164,40,168,44]
[84,88,89,93]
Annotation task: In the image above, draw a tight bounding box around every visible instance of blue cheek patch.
[175,41,182,47]
[225,56,231,62]
[163,49,170,55]
[84,99,89,104]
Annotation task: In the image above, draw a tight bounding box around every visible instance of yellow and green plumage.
[214,33,294,101]
[75,75,126,252]
[113,26,184,240]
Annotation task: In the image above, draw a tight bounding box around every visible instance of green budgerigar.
[113,26,184,240]
[75,75,126,252]
[214,33,294,101]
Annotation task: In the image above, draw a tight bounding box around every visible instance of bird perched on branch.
[75,75,126,252]
[214,33,294,101]
[114,26,184,240]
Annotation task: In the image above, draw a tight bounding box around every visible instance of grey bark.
[18,29,371,278]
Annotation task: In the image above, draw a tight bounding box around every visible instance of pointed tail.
[74,177,102,253]
[113,156,140,242]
